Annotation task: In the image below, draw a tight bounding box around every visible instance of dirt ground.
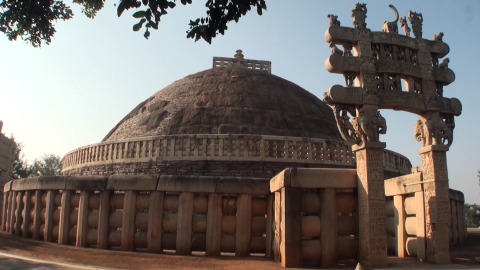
[0,229,480,269]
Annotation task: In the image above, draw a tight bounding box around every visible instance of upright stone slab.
[419,145,451,264]
[353,142,388,267]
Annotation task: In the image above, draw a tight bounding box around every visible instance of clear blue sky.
[1,1,479,203]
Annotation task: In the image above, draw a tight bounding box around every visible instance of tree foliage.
[10,139,62,179]
[10,138,32,180]
[465,203,480,228]
[0,0,267,47]
[30,153,62,177]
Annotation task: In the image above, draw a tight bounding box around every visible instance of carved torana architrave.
[322,4,462,266]
[323,4,461,147]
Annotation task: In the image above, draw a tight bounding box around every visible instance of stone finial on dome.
[212,49,272,74]
[234,49,245,61]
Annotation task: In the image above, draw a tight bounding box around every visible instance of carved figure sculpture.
[377,112,387,135]
[438,58,450,69]
[333,106,360,145]
[382,4,399,34]
[433,32,444,42]
[436,82,444,97]
[413,79,422,94]
[372,44,380,60]
[343,42,353,56]
[408,11,423,38]
[400,16,411,37]
[355,107,386,143]
[344,73,356,87]
[432,55,439,68]
[414,119,426,146]
[352,3,367,30]
[330,43,343,55]
[328,14,341,26]
[423,115,449,146]
[443,115,455,146]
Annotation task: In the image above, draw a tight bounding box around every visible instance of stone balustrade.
[1,175,273,257]
[269,168,359,268]
[1,168,467,266]
[61,135,411,176]
[212,57,271,73]
[384,173,466,260]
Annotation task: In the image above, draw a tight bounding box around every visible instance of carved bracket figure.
[438,58,449,69]
[400,16,411,37]
[352,3,368,30]
[382,5,399,34]
[328,14,341,26]
[433,32,444,42]
[333,106,360,145]
[408,10,423,38]
[353,107,387,144]
[415,113,454,147]
[330,43,343,55]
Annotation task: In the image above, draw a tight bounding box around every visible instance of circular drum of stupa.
[61,52,411,178]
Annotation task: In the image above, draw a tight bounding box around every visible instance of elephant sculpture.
[354,109,387,143]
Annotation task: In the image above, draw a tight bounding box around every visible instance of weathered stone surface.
[107,175,158,191]
[102,66,340,142]
[65,176,108,191]
[270,168,357,192]
[157,175,216,193]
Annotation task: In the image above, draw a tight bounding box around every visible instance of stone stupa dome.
[102,51,340,142]
[61,51,411,177]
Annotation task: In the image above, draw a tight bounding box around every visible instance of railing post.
[280,187,302,267]
[44,190,55,242]
[121,190,137,251]
[450,199,458,244]
[394,195,406,257]
[32,190,42,240]
[1,190,8,231]
[147,191,163,252]
[76,191,90,247]
[22,191,32,238]
[206,193,222,256]
[235,194,252,256]
[321,188,338,267]
[97,190,111,249]
[415,191,426,261]
[9,191,17,234]
[265,194,274,258]
[59,190,72,244]
[273,191,281,262]
[456,201,465,241]
[176,192,193,255]
[14,191,23,236]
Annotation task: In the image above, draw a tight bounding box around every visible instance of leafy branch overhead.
[0,0,266,47]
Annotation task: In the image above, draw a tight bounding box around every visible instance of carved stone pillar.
[419,144,451,264]
[353,141,388,268]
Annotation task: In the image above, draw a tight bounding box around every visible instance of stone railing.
[269,168,358,268]
[384,173,466,260]
[61,135,411,175]
[2,175,273,257]
[212,57,271,73]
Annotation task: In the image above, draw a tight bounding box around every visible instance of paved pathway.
[0,229,480,269]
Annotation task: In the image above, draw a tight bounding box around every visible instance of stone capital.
[352,141,386,152]
[418,144,449,154]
